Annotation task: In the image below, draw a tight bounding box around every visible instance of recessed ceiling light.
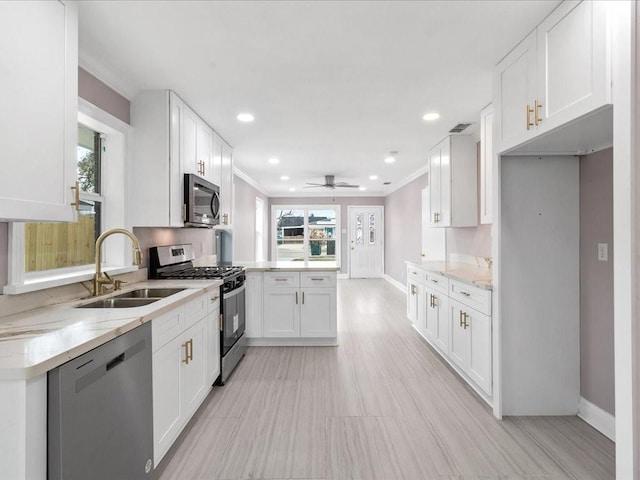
[359,186,366,191]
[384,156,396,164]
[268,158,280,164]
[289,187,296,192]
[237,113,255,122]
[369,175,378,180]
[423,112,440,121]
[280,175,290,181]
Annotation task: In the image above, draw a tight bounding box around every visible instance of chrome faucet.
[93,228,143,296]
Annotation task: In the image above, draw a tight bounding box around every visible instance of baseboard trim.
[578,397,615,441]
[337,273,349,280]
[384,274,405,292]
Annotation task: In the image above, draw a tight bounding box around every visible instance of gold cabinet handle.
[526,104,534,130]
[70,181,80,211]
[431,279,439,284]
[462,313,470,330]
[188,339,194,361]
[534,99,542,126]
[410,285,416,296]
[182,341,190,364]
[432,295,437,308]
[459,310,463,327]
[302,291,305,304]
[296,291,299,304]
[421,253,426,257]
[211,294,219,302]
[460,291,471,297]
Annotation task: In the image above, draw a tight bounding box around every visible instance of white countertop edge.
[0,279,223,381]
[405,261,493,290]
[237,261,340,272]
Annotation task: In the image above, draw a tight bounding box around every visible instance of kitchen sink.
[76,298,161,309]
[113,288,185,299]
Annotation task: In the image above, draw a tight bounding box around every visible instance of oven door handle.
[223,284,245,300]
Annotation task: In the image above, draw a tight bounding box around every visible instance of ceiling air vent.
[383,181,391,185]
[449,122,472,133]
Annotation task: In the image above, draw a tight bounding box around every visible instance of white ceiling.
[77,0,560,197]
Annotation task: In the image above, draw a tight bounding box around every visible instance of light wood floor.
[155,279,615,480]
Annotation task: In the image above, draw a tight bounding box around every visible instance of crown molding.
[233,166,270,196]
[383,163,429,196]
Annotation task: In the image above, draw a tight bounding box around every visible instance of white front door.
[349,206,384,278]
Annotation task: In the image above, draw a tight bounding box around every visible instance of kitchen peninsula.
[240,262,339,346]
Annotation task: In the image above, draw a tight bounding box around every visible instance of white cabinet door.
[301,288,337,337]
[494,30,537,153]
[181,319,208,419]
[152,335,183,466]
[407,280,421,324]
[480,104,494,224]
[428,148,441,227]
[449,301,469,372]
[421,188,446,261]
[197,121,213,181]
[467,308,492,395]
[426,289,449,354]
[263,288,301,337]
[211,132,223,188]
[219,140,234,227]
[0,1,77,222]
[206,307,220,387]
[182,106,199,176]
[536,0,610,133]
[245,272,264,338]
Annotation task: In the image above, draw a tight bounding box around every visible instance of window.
[272,206,339,263]
[5,99,132,294]
[255,197,265,262]
[24,125,103,273]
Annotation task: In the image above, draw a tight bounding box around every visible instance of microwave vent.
[449,122,472,133]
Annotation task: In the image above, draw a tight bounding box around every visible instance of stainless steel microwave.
[184,174,220,227]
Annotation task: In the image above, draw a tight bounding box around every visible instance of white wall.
[233,175,269,262]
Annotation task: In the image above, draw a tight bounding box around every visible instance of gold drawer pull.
[460,291,471,297]
[431,279,439,284]
[310,277,324,281]
[182,341,190,364]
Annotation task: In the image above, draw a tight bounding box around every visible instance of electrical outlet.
[598,243,608,261]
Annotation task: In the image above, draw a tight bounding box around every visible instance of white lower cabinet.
[206,292,221,386]
[449,299,492,396]
[263,287,301,337]
[425,287,449,354]
[249,271,338,342]
[152,292,217,466]
[406,264,492,399]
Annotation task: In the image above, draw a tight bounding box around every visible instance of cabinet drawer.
[152,306,185,352]
[407,265,426,285]
[449,280,491,316]
[184,293,208,329]
[264,272,300,287]
[425,271,448,294]
[301,272,336,288]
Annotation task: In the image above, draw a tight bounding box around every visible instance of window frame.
[255,197,265,262]
[270,205,340,265]
[4,98,134,294]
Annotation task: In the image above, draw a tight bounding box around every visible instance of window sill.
[2,266,139,295]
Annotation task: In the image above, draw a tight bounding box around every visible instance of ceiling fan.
[304,175,359,189]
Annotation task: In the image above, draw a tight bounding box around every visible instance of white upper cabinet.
[428,135,477,228]
[0,1,78,222]
[495,1,611,153]
[479,104,494,224]
[130,90,232,227]
[494,31,537,152]
[536,0,610,132]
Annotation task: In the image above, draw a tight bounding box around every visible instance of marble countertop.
[0,279,222,381]
[406,261,493,290]
[237,261,340,272]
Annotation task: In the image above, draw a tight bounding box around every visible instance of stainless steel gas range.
[149,244,246,384]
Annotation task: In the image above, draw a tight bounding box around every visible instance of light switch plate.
[598,243,608,261]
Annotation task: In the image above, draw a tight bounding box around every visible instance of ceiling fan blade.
[305,183,326,186]
[303,184,326,188]
[335,184,359,188]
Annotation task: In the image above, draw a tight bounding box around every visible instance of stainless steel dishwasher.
[48,322,154,480]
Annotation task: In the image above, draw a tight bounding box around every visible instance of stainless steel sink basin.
[77,298,160,309]
[113,288,185,299]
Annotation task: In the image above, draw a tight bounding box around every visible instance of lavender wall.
[580,148,614,415]
[233,175,269,262]
[384,175,427,285]
[78,67,130,124]
[269,196,385,273]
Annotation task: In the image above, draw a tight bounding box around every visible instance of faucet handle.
[114,279,126,291]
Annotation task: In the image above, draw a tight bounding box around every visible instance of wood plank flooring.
[155,279,615,480]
